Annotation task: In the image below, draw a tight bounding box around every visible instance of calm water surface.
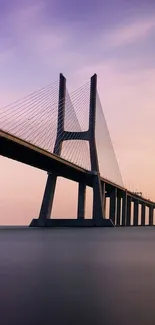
[0,227,155,325]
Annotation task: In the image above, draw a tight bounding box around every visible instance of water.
[0,227,155,325]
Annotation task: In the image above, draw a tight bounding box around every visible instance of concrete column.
[133,200,139,226]
[39,173,57,222]
[122,191,127,226]
[101,182,106,218]
[141,204,145,226]
[116,196,121,226]
[92,175,104,222]
[109,188,117,225]
[77,183,86,219]
[38,74,66,222]
[54,73,66,155]
[126,196,131,226]
[89,74,104,222]
[103,196,106,218]
[149,205,153,226]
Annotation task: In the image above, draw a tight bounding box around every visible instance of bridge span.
[0,73,155,227]
[1,128,154,227]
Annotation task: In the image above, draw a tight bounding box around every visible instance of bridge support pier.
[101,182,106,218]
[133,200,139,226]
[92,175,104,223]
[36,73,66,223]
[126,196,132,226]
[103,197,106,218]
[141,204,145,226]
[77,182,86,219]
[109,188,117,225]
[38,173,57,224]
[122,191,127,226]
[149,205,153,226]
[116,195,121,226]
[89,74,106,225]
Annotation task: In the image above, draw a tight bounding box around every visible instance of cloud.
[2,1,75,67]
[2,1,155,80]
[101,16,155,49]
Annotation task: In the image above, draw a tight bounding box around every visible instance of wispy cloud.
[2,1,155,77]
[2,1,73,66]
[101,17,155,49]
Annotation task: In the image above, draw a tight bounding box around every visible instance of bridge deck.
[1,129,155,208]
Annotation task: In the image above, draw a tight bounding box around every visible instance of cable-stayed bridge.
[0,73,154,227]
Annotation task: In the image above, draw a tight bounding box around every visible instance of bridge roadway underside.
[0,132,114,227]
[2,131,155,227]
[0,132,92,185]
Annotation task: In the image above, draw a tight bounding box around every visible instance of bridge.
[0,73,154,227]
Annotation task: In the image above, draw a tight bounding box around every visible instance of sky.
[0,0,155,225]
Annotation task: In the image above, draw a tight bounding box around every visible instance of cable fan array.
[0,79,91,170]
[0,80,59,151]
[0,76,123,177]
[95,91,124,187]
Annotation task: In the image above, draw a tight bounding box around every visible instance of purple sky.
[0,0,155,224]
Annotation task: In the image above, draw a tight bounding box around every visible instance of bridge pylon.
[31,73,110,227]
